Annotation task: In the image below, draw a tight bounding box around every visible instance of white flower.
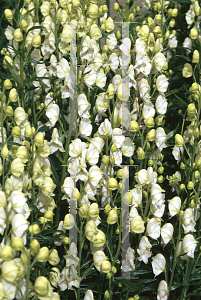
[0,207,6,235]
[112,128,125,148]
[121,137,134,157]
[183,37,192,53]
[85,144,99,165]
[153,53,167,72]
[77,94,91,118]
[122,247,135,272]
[62,177,75,199]
[90,137,105,153]
[49,128,65,154]
[138,78,150,100]
[12,214,29,238]
[95,93,109,112]
[156,75,169,93]
[155,94,168,115]
[113,149,122,165]
[84,65,96,87]
[130,187,142,207]
[146,218,161,240]
[109,53,119,72]
[137,236,152,264]
[142,101,155,121]
[155,127,167,150]
[10,191,27,214]
[88,166,103,187]
[168,34,178,48]
[168,196,181,217]
[84,290,94,300]
[79,119,92,137]
[183,234,198,258]
[45,104,59,127]
[152,253,166,277]
[161,223,174,245]
[172,145,184,161]
[182,208,196,233]
[157,280,169,300]
[98,119,112,137]
[106,33,117,51]
[96,68,106,89]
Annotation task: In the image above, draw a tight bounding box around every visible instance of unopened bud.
[187,181,194,190]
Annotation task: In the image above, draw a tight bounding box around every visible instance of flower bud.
[29,224,41,234]
[25,125,33,138]
[11,126,21,138]
[32,35,41,48]
[192,50,199,63]
[20,249,29,264]
[11,237,24,251]
[105,204,111,214]
[155,115,163,126]
[180,184,185,191]
[72,0,80,9]
[102,155,108,165]
[1,145,9,158]
[130,216,145,234]
[9,88,19,102]
[111,144,117,152]
[187,103,196,118]
[64,237,70,244]
[190,28,198,40]
[146,117,154,128]
[108,178,118,191]
[0,246,13,260]
[88,203,99,218]
[147,129,155,141]
[153,26,161,36]
[21,19,27,31]
[107,209,118,225]
[87,4,99,18]
[3,56,13,68]
[85,220,98,241]
[116,30,121,39]
[92,230,106,247]
[101,261,111,274]
[194,128,199,138]
[36,247,50,262]
[137,147,145,160]
[148,160,153,167]
[5,106,13,117]
[4,9,13,24]
[182,63,193,78]
[175,134,184,147]
[35,132,44,147]
[63,214,75,230]
[171,8,178,17]
[4,79,12,90]
[105,17,114,32]
[49,249,60,265]
[130,121,139,132]
[187,181,194,190]
[11,158,25,177]
[44,210,54,222]
[2,260,18,282]
[138,25,149,41]
[30,239,40,255]
[13,28,23,42]
[169,19,175,28]
[34,276,49,296]
[79,205,88,218]
[113,3,119,11]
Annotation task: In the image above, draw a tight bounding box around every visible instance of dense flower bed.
[0,0,201,299]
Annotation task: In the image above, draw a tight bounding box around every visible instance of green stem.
[180,259,190,300]
[77,219,84,300]
[19,42,24,108]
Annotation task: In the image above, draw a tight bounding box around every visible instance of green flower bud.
[113,3,119,11]
[130,121,139,132]
[190,28,198,40]
[0,246,13,260]
[108,178,118,191]
[187,181,194,190]
[12,126,21,138]
[146,117,154,128]
[4,79,12,90]
[175,134,184,147]
[11,237,24,251]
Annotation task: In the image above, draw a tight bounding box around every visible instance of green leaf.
[28,203,40,214]
[176,55,191,62]
[166,124,180,140]
[48,156,61,188]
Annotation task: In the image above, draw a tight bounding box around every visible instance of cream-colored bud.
[107,209,118,225]
[187,103,196,118]
[130,121,139,132]
[13,28,23,42]
[138,25,149,40]
[102,155,108,165]
[49,249,60,265]
[16,146,28,162]
[34,276,49,296]
[11,158,25,177]
[192,50,199,63]
[103,45,109,53]
[147,129,155,141]
[1,145,9,158]
[2,260,18,282]
[0,191,6,207]
[4,56,13,68]
[36,247,50,262]
[0,246,13,261]
[4,79,12,90]
[165,30,170,39]
[130,216,145,234]
[116,30,121,39]
[11,126,21,138]
[59,0,68,8]
[35,132,44,147]
[44,210,54,222]
[137,147,145,160]
[32,35,41,48]
[155,115,163,126]
[105,17,114,32]
[111,144,117,152]
[146,117,154,128]
[4,9,13,24]
[92,230,106,247]
[25,125,33,138]
[194,4,200,16]
[187,181,194,190]
[153,26,161,36]
[29,224,41,234]
[171,8,178,17]
[101,260,111,273]
[155,14,161,22]
[5,106,13,117]
[21,19,27,31]
[79,205,88,218]
[85,220,98,241]
[63,214,75,230]
[72,0,80,9]
[105,204,111,214]
[113,3,119,11]
[190,28,198,40]
[108,178,118,191]
[169,19,175,28]
[175,134,184,147]
[9,88,18,102]
[30,239,40,255]
[182,63,193,78]
[87,4,99,18]
[88,203,99,218]
[147,17,154,28]
[11,237,24,251]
